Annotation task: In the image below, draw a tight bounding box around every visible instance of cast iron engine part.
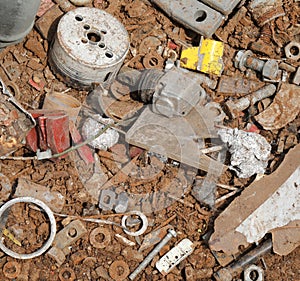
[0,0,41,50]
[49,7,130,89]
[136,67,206,118]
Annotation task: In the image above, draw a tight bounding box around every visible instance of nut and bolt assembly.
[129,228,177,280]
[235,50,279,80]
[214,239,272,281]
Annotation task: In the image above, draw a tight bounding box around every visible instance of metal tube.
[0,0,41,49]
[129,229,177,280]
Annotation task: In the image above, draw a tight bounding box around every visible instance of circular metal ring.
[121,211,148,237]
[143,53,164,69]
[109,260,130,281]
[59,267,76,281]
[89,227,111,249]
[0,197,56,259]
[3,261,21,279]
[244,264,264,281]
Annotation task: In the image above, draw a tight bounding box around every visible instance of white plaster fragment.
[236,166,300,243]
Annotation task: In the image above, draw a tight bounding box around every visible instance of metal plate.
[201,0,241,15]
[150,0,224,38]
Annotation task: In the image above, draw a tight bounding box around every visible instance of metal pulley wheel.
[49,7,129,89]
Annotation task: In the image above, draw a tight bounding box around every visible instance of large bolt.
[128,228,177,280]
[234,50,279,80]
[225,84,276,118]
[214,239,272,281]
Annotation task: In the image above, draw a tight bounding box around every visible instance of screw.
[128,228,177,280]
[234,50,279,80]
[214,239,272,281]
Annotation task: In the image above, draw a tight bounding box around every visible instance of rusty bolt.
[58,267,76,281]
[3,261,21,279]
[234,50,279,80]
[109,260,130,281]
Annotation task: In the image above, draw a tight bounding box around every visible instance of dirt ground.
[0,0,299,280]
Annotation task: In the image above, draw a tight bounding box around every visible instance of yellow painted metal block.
[180,39,224,76]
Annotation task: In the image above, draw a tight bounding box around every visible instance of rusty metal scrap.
[109,260,130,281]
[0,78,35,157]
[15,178,65,213]
[209,144,300,257]
[248,0,285,26]
[255,83,300,130]
[217,75,265,95]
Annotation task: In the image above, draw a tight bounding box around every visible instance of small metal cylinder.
[129,229,177,280]
[49,7,129,89]
[0,0,41,49]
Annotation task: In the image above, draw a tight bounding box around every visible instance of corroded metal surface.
[50,7,129,89]
[255,84,300,130]
[0,78,35,157]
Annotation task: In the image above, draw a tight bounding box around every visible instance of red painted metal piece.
[69,122,95,164]
[26,110,70,155]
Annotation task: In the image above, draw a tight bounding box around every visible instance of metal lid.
[56,7,129,68]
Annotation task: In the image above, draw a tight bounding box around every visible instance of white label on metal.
[156,238,194,275]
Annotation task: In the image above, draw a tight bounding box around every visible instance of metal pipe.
[0,0,41,49]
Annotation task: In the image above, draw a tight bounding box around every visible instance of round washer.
[89,227,111,249]
[121,211,148,237]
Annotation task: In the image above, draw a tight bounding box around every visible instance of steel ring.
[121,211,148,236]
[0,197,57,259]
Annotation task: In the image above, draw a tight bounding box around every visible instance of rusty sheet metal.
[0,78,35,157]
[255,83,300,130]
[15,178,65,212]
[150,0,223,38]
[126,106,226,173]
[248,0,285,26]
[209,144,300,256]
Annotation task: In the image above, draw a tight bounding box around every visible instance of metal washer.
[50,7,129,89]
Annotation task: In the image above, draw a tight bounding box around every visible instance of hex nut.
[262,60,279,80]
[109,260,130,281]
[244,264,264,281]
[285,41,300,60]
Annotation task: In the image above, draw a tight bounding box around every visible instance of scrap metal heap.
[0,0,299,280]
